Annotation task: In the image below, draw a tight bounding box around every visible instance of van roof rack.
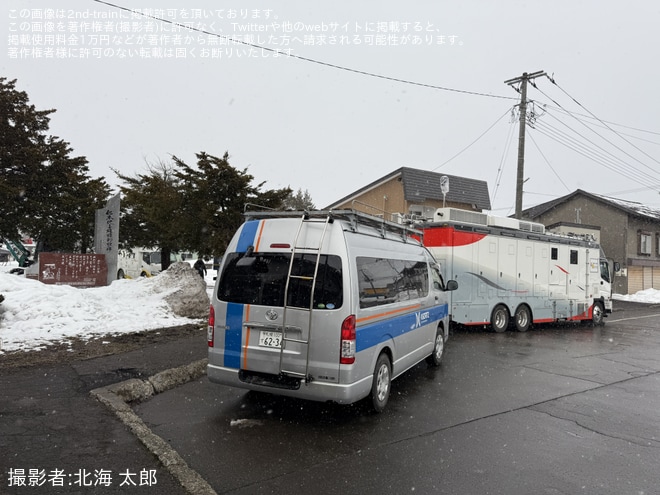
[243,208,423,242]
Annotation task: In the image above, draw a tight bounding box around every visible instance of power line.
[535,79,660,177]
[526,130,571,193]
[490,105,517,206]
[604,186,660,196]
[92,0,516,101]
[432,107,512,171]
[547,76,660,166]
[530,122,660,190]
[532,118,640,178]
[531,120,654,185]
[531,104,660,188]
[542,103,660,141]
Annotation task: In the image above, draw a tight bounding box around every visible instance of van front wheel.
[370,353,391,413]
[426,328,445,367]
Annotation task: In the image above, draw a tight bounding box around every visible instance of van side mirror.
[446,280,458,291]
[613,262,620,273]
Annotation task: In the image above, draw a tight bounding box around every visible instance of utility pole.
[504,70,546,218]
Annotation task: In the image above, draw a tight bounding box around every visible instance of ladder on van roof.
[278,212,333,382]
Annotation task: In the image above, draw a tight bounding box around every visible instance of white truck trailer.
[418,208,613,332]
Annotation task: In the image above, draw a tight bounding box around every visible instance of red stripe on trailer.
[423,226,487,247]
[462,321,490,326]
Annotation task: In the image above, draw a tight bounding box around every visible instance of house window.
[639,231,652,255]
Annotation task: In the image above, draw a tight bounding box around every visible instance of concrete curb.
[90,358,216,495]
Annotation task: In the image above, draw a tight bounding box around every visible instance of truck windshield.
[218,252,343,309]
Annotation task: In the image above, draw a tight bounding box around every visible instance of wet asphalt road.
[2,301,659,494]
[1,331,206,495]
[134,301,660,495]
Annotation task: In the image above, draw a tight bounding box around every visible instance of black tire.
[592,302,605,326]
[370,353,392,413]
[491,305,510,333]
[426,327,445,366]
[514,305,531,332]
[117,269,125,279]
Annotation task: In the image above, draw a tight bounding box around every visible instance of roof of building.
[326,167,491,210]
[522,189,660,222]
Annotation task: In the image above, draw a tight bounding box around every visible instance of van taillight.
[207,305,215,347]
[340,315,356,364]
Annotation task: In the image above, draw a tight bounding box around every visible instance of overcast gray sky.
[4,1,660,215]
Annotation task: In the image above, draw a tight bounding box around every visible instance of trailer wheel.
[591,302,605,326]
[514,305,531,332]
[370,353,392,413]
[491,305,510,333]
[117,269,125,279]
[426,327,445,367]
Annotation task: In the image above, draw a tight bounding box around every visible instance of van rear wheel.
[426,328,445,366]
[370,353,391,413]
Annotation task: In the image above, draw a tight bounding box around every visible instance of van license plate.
[259,331,282,348]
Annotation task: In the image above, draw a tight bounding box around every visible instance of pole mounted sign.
[440,175,449,208]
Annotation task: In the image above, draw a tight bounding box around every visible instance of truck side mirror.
[446,280,458,291]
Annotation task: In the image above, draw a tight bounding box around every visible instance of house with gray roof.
[521,189,660,294]
[326,167,491,219]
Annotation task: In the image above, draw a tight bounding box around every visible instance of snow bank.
[0,261,211,353]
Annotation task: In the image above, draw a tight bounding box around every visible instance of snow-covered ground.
[1,260,658,354]
[612,288,660,304]
[0,260,216,353]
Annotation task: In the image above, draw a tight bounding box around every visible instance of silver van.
[207,210,457,412]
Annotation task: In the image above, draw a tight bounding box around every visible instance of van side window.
[357,257,429,308]
[217,252,343,309]
[431,264,445,291]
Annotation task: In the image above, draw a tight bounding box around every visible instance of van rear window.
[357,257,429,308]
[218,252,343,309]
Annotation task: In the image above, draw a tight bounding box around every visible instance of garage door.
[643,266,653,290]
[628,266,643,294]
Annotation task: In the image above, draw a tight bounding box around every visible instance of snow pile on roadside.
[0,265,208,353]
[152,262,210,318]
[613,288,660,304]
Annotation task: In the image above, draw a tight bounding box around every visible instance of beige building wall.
[334,178,478,219]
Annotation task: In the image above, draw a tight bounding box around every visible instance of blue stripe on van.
[356,304,449,352]
[224,302,244,369]
[236,220,260,253]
